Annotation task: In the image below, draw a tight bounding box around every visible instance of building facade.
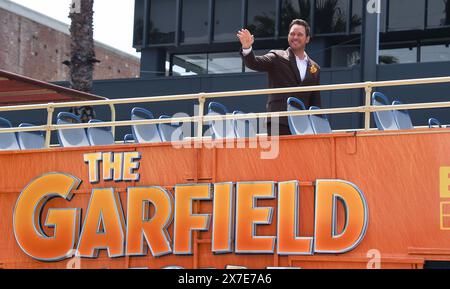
[0,0,140,82]
[87,0,447,133]
[3,1,449,135]
[133,0,450,78]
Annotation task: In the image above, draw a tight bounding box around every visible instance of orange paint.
[123,152,140,181]
[440,167,450,198]
[102,152,123,181]
[9,165,369,265]
[4,130,449,269]
[212,182,234,253]
[13,173,81,261]
[77,188,126,257]
[83,152,102,183]
[235,182,275,253]
[126,186,173,256]
[277,181,313,255]
[314,180,368,253]
[173,184,211,254]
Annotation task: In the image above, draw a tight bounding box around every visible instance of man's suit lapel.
[288,48,302,85]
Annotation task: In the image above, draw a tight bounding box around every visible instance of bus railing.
[0,76,449,148]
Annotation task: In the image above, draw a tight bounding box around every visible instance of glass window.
[171,64,198,76]
[247,0,276,38]
[379,46,417,64]
[133,0,145,46]
[388,0,425,31]
[147,0,176,45]
[208,52,243,74]
[172,52,245,75]
[421,44,450,62]
[350,0,363,33]
[214,0,242,42]
[380,0,387,33]
[331,44,360,67]
[427,0,450,28]
[280,0,311,37]
[358,0,387,33]
[314,0,348,34]
[181,0,210,44]
[173,54,208,75]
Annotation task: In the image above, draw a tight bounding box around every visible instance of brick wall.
[0,7,140,82]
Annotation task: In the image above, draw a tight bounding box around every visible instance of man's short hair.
[289,19,310,37]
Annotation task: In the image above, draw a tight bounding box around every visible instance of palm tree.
[247,12,276,38]
[379,55,399,64]
[280,0,311,36]
[247,0,311,38]
[315,0,346,34]
[64,0,98,122]
[148,21,175,44]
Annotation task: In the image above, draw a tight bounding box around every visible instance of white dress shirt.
[242,47,309,81]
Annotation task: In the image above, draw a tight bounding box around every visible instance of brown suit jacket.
[241,47,321,127]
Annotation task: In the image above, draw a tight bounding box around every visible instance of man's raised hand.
[237,29,254,49]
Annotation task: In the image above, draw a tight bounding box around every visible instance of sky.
[10,0,140,58]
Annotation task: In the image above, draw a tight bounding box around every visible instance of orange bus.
[1,69,450,269]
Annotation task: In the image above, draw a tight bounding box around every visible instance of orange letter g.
[13,173,81,261]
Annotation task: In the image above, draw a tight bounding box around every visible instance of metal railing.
[0,76,450,148]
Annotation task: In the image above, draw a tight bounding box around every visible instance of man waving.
[238,19,321,135]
